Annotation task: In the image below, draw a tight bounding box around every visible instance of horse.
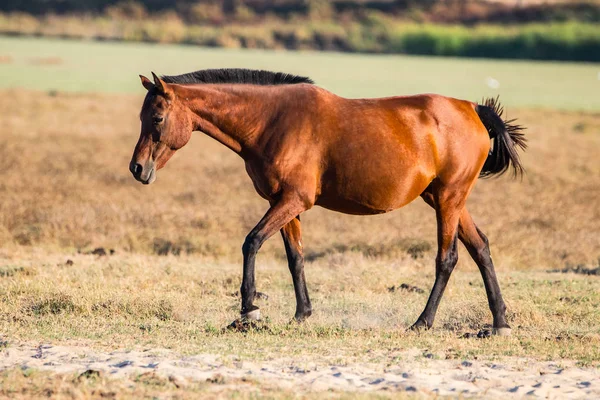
[130,69,526,335]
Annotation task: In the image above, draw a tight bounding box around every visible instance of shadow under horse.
[130,69,526,335]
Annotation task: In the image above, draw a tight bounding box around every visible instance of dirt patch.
[0,343,598,398]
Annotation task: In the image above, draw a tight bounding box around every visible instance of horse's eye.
[153,116,164,125]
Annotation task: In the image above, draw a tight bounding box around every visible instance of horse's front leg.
[240,193,308,321]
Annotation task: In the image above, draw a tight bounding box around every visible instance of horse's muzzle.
[129,160,156,185]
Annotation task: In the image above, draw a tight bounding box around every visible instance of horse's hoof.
[241,308,261,321]
[293,309,312,322]
[492,327,512,337]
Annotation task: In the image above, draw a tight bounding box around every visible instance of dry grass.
[0,90,599,396]
[1,248,600,364]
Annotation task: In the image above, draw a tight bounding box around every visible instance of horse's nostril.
[130,162,143,177]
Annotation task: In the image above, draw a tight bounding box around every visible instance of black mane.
[161,68,314,86]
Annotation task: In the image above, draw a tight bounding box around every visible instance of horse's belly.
[315,196,393,215]
[315,168,432,216]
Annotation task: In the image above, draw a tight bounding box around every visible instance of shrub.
[385,22,600,62]
[188,2,225,25]
[105,1,147,20]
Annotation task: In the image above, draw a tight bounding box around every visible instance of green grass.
[1,36,599,110]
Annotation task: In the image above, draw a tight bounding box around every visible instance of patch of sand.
[1,344,598,398]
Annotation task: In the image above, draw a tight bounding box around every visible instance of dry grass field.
[0,89,599,397]
[1,36,600,398]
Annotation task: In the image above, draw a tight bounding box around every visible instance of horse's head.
[130,73,194,184]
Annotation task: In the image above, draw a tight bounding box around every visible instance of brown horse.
[130,69,526,335]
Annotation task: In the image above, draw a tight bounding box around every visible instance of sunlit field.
[1,37,599,398]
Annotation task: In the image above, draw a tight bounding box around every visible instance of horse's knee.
[242,235,261,255]
[436,247,458,276]
[446,250,459,271]
[437,254,458,276]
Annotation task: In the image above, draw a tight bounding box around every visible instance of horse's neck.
[183,85,280,157]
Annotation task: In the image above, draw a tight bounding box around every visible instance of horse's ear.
[140,75,154,91]
[151,72,172,98]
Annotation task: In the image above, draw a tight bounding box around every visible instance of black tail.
[476,96,527,179]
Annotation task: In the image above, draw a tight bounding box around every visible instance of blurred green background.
[1,36,599,110]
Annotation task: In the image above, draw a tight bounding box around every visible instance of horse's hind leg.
[419,188,510,335]
[458,209,511,335]
[281,216,312,321]
[411,183,464,330]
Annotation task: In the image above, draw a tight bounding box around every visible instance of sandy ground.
[1,343,598,398]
